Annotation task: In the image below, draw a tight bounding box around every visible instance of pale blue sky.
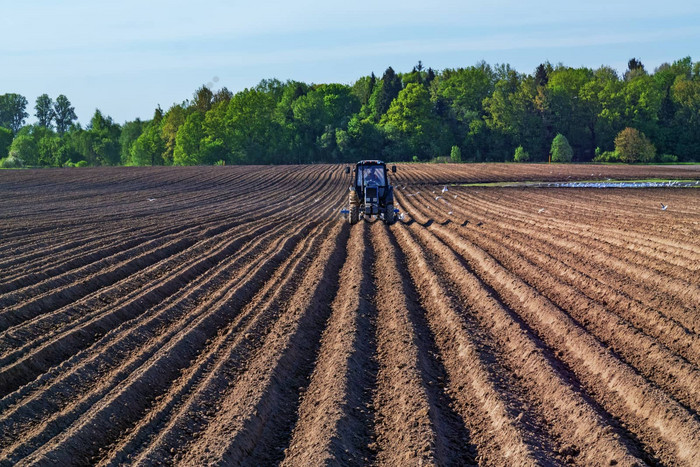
[2,0,699,124]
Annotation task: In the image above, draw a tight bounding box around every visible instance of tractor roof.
[356,160,385,166]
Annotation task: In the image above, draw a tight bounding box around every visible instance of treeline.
[1,57,699,168]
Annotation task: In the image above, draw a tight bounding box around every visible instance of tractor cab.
[344,160,397,224]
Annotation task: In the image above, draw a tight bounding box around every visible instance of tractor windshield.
[360,166,385,186]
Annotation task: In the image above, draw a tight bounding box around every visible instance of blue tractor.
[344,160,397,224]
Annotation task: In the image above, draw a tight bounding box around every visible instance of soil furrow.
[435,191,700,331]
[6,217,324,466]
[1,164,697,464]
[281,222,378,466]
[103,219,336,466]
[397,192,651,465]
[0,200,312,364]
[0,216,294,398]
[390,222,546,465]
[372,223,476,466]
[474,220,700,366]
[427,223,700,465]
[460,222,700,412]
[0,186,345,456]
[175,221,349,466]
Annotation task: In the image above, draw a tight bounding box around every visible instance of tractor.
[344,160,397,224]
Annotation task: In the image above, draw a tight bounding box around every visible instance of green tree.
[0,93,29,133]
[218,87,279,164]
[8,133,38,165]
[534,62,552,87]
[577,66,623,157]
[669,64,700,160]
[336,115,384,161]
[550,133,573,162]
[431,62,495,124]
[381,83,446,160]
[288,83,360,162]
[513,145,530,162]
[130,108,165,166]
[546,66,594,160]
[85,109,121,165]
[174,112,205,165]
[192,85,214,114]
[614,127,656,162]
[161,104,187,164]
[119,119,145,165]
[463,119,490,162]
[621,73,662,140]
[54,95,77,134]
[59,125,89,165]
[351,73,376,106]
[213,87,233,104]
[450,145,462,162]
[430,62,496,159]
[35,94,55,129]
[624,58,646,81]
[0,127,12,159]
[375,67,402,117]
[483,71,545,160]
[37,131,65,166]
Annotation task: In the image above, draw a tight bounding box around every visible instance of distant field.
[1,164,699,465]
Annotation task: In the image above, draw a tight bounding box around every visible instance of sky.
[2,0,699,125]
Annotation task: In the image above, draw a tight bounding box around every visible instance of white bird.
[435,196,443,200]
[448,211,453,215]
[442,186,448,193]
[660,203,668,211]
[147,198,156,202]
[538,208,545,214]
[453,195,457,199]
[399,213,405,221]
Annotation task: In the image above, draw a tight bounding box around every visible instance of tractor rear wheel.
[384,204,395,224]
[349,205,359,224]
[348,190,359,224]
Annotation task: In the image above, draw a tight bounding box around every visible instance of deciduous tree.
[130,108,165,166]
[381,83,445,160]
[174,112,205,165]
[193,85,214,114]
[35,94,55,129]
[513,145,530,162]
[0,93,29,133]
[614,127,655,162]
[54,95,77,134]
[85,109,121,165]
[0,127,12,159]
[550,133,573,162]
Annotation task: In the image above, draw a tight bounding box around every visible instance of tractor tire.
[384,204,395,224]
[348,190,359,224]
[349,205,359,224]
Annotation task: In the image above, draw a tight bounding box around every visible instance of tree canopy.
[2,57,699,168]
[0,93,29,133]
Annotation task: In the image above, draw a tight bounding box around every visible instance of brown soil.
[0,163,698,466]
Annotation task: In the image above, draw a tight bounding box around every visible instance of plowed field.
[1,164,699,466]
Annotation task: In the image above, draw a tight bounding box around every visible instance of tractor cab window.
[360,166,385,186]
